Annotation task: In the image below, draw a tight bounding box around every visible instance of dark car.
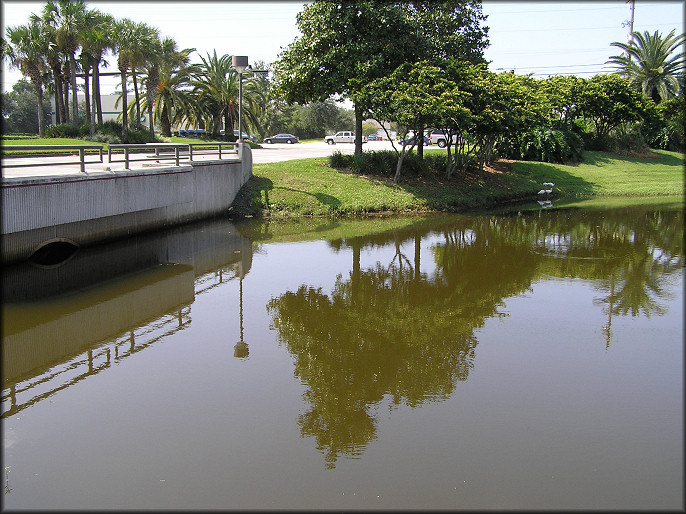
[264,133,299,144]
[399,134,431,146]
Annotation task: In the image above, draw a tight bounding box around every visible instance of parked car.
[324,131,355,144]
[429,129,459,148]
[264,133,299,144]
[367,134,381,141]
[399,133,431,146]
[233,130,258,143]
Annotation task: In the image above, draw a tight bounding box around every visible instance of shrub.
[608,123,650,155]
[98,120,122,137]
[45,123,81,138]
[88,133,120,144]
[126,126,155,144]
[328,150,351,169]
[498,126,583,163]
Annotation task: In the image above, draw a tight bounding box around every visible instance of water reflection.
[266,204,683,467]
[1,218,253,418]
[1,201,682,474]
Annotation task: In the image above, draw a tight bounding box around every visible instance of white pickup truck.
[324,131,355,144]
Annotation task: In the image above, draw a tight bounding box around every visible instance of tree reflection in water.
[266,204,683,468]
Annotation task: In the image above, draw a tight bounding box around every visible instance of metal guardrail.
[1,144,104,173]
[108,142,238,169]
[1,142,239,173]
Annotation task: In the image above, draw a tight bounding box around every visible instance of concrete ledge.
[1,144,253,263]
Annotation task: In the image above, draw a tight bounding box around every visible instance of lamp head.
[232,55,249,73]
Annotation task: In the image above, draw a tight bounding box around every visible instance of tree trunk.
[161,104,171,136]
[53,87,61,125]
[146,68,159,140]
[417,124,424,160]
[354,103,363,156]
[83,64,91,129]
[70,55,78,124]
[132,69,141,125]
[62,73,70,124]
[120,69,129,143]
[94,65,103,124]
[32,80,46,137]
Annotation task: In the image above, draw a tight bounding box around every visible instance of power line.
[484,2,670,15]
[493,22,680,33]
[496,63,609,70]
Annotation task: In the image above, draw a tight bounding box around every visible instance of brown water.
[2,198,683,510]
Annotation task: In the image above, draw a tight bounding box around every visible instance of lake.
[2,197,683,510]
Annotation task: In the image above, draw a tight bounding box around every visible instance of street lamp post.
[231,56,248,143]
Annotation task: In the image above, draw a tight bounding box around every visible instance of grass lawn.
[232,149,684,218]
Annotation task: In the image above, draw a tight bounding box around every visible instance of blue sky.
[2,0,684,94]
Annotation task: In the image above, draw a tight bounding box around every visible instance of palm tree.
[30,11,67,124]
[79,9,115,127]
[190,51,266,137]
[4,21,50,136]
[152,54,197,137]
[141,36,195,139]
[127,22,159,127]
[113,18,158,141]
[43,0,88,124]
[607,29,685,104]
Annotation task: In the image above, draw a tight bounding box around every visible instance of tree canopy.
[274,0,489,155]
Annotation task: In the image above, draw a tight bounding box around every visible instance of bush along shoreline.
[229,149,684,219]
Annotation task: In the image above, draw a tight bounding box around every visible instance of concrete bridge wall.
[1,144,252,264]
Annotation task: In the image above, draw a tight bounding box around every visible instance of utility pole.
[625,0,635,61]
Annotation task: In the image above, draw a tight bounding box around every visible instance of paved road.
[1,140,400,178]
[253,140,397,163]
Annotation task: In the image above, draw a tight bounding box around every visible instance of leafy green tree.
[353,61,445,182]
[607,29,685,103]
[275,1,488,157]
[576,74,649,143]
[4,20,50,136]
[1,79,52,134]
[274,1,423,156]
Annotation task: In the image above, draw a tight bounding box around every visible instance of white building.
[49,93,149,127]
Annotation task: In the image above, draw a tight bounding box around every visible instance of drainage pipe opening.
[29,239,80,267]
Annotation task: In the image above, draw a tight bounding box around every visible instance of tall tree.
[189,51,265,137]
[152,51,197,137]
[78,9,115,126]
[30,11,66,124]
[141,37,194,139]
[113,17,137,142]
[127,21,159,126]
[607,29,685,104]
[4,21,50,136]
[274,1,420,156]
[43,0,88,124]
[274,0,489,157]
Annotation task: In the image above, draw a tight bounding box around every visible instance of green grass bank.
[231,149,684,218]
